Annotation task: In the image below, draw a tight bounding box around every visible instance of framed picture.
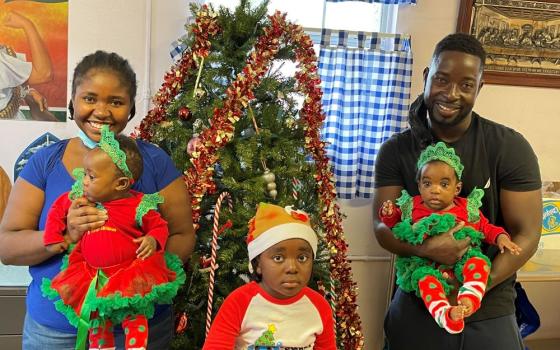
[1,1,68,121]
[457,0,560,88]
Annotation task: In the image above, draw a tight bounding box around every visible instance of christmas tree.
[137,1,363,349]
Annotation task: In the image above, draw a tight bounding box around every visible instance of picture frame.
[457,0,560,88]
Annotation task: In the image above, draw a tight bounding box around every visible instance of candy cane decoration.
[205,191,233,337]
[292,177,302,201]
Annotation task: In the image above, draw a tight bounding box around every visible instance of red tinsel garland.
[137,6,364,349]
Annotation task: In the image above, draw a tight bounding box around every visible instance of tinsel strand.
[138,7,364,348]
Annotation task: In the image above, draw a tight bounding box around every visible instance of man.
[373,33,542,349]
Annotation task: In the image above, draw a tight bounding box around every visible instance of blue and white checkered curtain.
[319,30,412,199]
[326,0,416,4]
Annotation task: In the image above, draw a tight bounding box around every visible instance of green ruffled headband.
[99,125,133,179]
[417,142,464,179]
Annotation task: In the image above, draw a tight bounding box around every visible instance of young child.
[379,142,521,334]
[41,126,185,350]
[203,203,336,350]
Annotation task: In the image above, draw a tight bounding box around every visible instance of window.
[205,0,398,34]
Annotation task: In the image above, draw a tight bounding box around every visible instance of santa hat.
[247,203,318,262]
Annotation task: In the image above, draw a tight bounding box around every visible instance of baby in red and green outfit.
[379,142,521,333]
[41,126,184,350]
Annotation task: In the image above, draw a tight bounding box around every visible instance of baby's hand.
[381,200,395,217]
[497,234,522,255]
[46,242,68,254]
[134,236,157,260]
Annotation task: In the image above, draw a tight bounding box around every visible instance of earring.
[67,101,74,120]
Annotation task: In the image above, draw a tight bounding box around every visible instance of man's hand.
[496,234,522,255]
[134,236,157,260]
[419,221,470,265]
[66,197,107,243]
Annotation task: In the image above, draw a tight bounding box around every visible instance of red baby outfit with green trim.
[380,190,505,334]
[41,190,185,350]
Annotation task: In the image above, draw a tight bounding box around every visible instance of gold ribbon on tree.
[137,5,364,348]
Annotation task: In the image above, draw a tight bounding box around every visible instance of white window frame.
[203,0,399,34]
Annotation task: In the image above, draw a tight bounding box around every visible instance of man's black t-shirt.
[374,111,541,321]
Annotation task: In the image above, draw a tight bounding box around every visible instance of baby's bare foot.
[449,305,465,321]
[458,297,474,317]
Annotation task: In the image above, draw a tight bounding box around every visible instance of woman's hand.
[65,197,107,243]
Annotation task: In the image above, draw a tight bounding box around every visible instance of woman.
[0,50,195,350]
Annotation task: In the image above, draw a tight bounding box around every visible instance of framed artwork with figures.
[457,0,560,88]
[0,0,68,121]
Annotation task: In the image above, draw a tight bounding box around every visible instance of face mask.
[77,130,98,149]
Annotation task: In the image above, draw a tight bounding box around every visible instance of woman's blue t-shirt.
[19,138,181,333]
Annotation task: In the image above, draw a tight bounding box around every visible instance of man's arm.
[373,186,470,265]
[487,189,542,289]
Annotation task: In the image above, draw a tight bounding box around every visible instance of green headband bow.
[99,125,133,179]
[417,142,464,179]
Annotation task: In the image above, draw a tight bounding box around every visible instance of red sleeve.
[477,210,509,244]
[379,206,402,228]
[306,289,337,350]
[203,284,253,350]
[141,210,168,250]
[43,193,71,246]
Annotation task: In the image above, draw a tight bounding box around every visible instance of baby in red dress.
[41,126,184,350]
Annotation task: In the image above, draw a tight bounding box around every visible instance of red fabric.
[458,256,491,313]
[308,286,337,350]
[43,194,72,245]
[89,316,115,349]
[96,251,175,298]
[50,243,95,317]
[122,315,148,350]
[50,248,176,316]
[89,314,148,350]
[379,206,402,228]
[46,191,174,318]
[204,282,336,350]
[418,275,464,334]
[44,191,168,267]
[406,196,507,244]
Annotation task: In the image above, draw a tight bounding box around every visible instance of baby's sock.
[458,256,490,313]
[418,275,464,334]
[89,318,115,350]
[122,314,149,350]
